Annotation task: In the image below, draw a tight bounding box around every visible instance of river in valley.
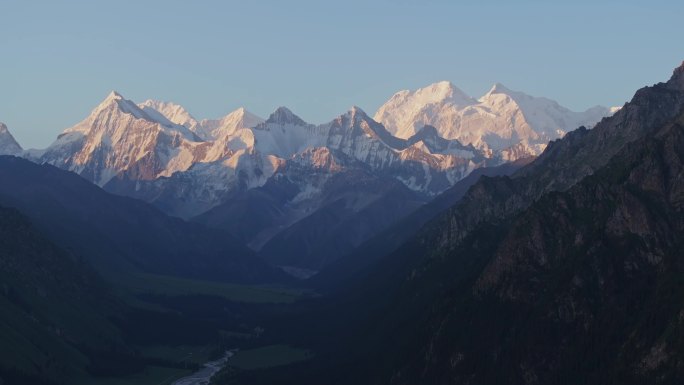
[171,350,236,385]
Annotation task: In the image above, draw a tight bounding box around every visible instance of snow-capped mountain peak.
[86,92,198,139]
[105,90,124,101]
[375,81,616,156]
[139,99,199,131]
[373,81,478,140]
[346,105,371,123]
[265,107,307,126]
[208,107,264,139]
[423,80,474,104]
[138,100,265,141]
[100,91,150,119]
[484,82,513,96]
[82,91,156,124]
[38,91,204,186]
[327,105,408,158]
[398,81,474,106]
[332,106,377,131]
[479,83,560,109]
[479,84,616,148]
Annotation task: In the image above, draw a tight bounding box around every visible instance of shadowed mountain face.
[195,162,427,271]
[238,63,684,385]
[0,156,287,284]
[415,62,684,257]
[256,170,425,270]
[366,109,684,385]
[309,158,532,291]
[0,205,126,383]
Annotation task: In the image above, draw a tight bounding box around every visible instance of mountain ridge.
[295,60,684,385]
[0,155,288,283]
[0,82,616,270]
[94,92,490,224]
[374,80,615,156]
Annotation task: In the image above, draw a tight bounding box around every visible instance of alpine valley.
[6,60,684,385]
[3,82,613,270]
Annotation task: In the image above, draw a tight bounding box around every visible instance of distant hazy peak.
[208,107,264,139]
[265,107,308,126]
[84,91,197,134]
[105,90,124,101]
[222,107,263,123]
[347,105,369,119]
[84,90,152,123]
[483,82,514,96]
[332,106,377,127]
[387,80,476,107]
[0,122,23,155]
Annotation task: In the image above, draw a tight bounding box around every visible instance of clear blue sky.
[1,0,682,148]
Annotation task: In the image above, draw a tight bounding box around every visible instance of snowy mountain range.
[374,81,616,156]
[1,82,616,268]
